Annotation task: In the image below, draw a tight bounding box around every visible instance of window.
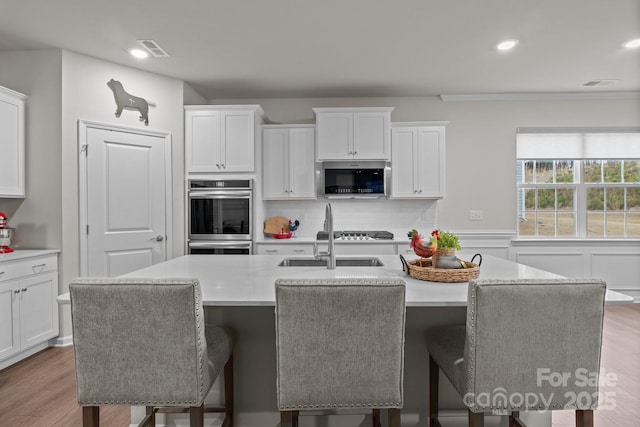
[516,129,640,238]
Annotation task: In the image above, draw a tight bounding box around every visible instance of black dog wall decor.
[107,79,150,125]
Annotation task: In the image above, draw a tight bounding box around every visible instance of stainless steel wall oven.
[187,179,252,254]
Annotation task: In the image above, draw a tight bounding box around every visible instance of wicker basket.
[400,254,482,283]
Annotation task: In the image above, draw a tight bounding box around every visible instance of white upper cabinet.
[185,105,266,173]
[314,107,394,160]
[263,125,316,199]
[0,86,27,198]
[391,122,447,199]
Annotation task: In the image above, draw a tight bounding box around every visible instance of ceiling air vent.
[136,39,170,58]
[582,79,618,87]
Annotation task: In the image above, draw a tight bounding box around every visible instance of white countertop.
[57,253,633,307]
[256,236,398,244]
[0,249,60,262]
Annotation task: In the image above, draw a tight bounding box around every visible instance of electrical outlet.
[469,210,484,221]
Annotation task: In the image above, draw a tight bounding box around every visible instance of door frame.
[78,119,173,276]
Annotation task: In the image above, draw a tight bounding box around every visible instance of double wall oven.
[187,179,253,254]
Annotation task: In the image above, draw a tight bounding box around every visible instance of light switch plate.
[469,210,483,221]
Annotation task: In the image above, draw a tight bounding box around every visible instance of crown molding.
[439,91,640,102]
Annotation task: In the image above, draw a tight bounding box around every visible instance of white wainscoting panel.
[511,240,640,295]
[591,252,640,290]
[516,252,586,278]
[457,231,515,260]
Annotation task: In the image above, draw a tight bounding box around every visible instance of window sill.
[512,238,640,247]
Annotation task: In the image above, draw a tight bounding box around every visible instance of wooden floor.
[0,304,638,427]
[0,346,130,427]
[552,303,640,427]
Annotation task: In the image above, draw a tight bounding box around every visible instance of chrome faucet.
[314,203,336,269]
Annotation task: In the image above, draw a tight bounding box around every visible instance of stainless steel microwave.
[320,161,389,198]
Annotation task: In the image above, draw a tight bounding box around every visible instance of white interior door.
[80,121,172,277]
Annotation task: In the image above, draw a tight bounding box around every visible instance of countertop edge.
[0,249,61,262]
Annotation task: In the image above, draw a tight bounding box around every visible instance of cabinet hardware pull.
[266,249,278,254]
[32,263,46,271]
[293,249,305,253]
[22,288,27,292]
[216,164,221,168]
[14,289,20,294]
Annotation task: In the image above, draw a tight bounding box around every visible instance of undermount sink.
[278,257,384,267]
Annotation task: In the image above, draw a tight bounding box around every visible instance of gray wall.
[213,95,640,232]
[1,49,187,339]
[0,49,63,250]
[59,51,186,338]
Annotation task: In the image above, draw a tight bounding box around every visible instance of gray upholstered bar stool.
[426,278,606,427]
[275,278,406,427]
[69,278,234,427]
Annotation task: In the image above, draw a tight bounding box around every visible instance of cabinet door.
[397,242,417,257]
[263,128,290,199]
[185,110,222,172]
[391,127,419,198]
[19,272,58,350]
[0,281,20,361]
[316,113,352,160]
[0,88,26,197]
[221,110,254,172]
[289,128,316,198]
[416,127,445,198]
[353,112,389,160]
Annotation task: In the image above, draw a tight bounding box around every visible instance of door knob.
[150,235,164,242]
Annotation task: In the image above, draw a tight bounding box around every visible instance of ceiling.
[0,0,638,99]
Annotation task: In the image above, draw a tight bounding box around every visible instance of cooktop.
[316,230,394,241]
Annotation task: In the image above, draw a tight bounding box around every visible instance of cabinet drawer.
[259,244,311,255]
[0,255,57,282]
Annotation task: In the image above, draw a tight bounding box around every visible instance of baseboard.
[0,342,50,370]
[616,289,640,301]
[50,335,73,347]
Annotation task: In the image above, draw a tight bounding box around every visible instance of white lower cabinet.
[257,244,311,256]
[0,253,59,368]
[334,243,397,256]
[397,243,417,258]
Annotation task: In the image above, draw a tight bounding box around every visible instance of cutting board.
[264,216,290,235]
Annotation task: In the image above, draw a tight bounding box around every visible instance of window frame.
[516,128,640,240]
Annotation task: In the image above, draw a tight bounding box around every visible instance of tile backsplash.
[263,199,437,238]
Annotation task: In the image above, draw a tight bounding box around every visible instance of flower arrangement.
[433,229,461,251]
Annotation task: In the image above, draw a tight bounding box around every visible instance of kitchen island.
[58,254,632,426]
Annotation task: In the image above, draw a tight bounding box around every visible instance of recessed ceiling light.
[496,39,519,51]
[128,48,149,59]
[623,38,640,48]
